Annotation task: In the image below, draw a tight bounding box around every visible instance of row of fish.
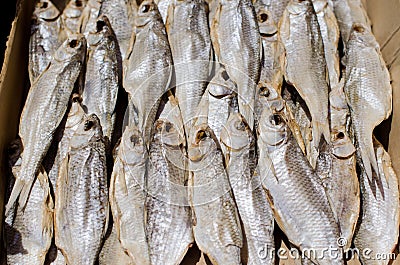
[3,0,399,264]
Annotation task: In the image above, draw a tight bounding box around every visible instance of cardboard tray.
[0,0,398,264]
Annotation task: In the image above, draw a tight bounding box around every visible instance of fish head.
[348,23,377,48]
[255,7,277,36]
[220,112,254,152]
[63,0,86,19]
[208,67,236,97]
[257,81,284,112]
[34,0,60,20]
[135,0,161,27]
[154,119,186,148]
[331,129,356,158]
[70,114,104,149]
[188,124,218,162]
[120,125,147,165]
[66,94,85,129]
[258,107,289,151]
[54,34,86,63]
[87,15,117,49]
[286,0,311,15]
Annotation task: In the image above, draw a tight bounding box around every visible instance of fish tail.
[5,178,25,215]
[359,139,379,182]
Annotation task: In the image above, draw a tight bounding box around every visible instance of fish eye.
[221,70,229,81]
[75,0,82,7]
[353,24,365,33]
[259,13,268,23]
[130,135,140,145]
[71,94,82,103]
[96,20,106,32]
[196,130,207,142]
[336,131,345,140]
[269,114,283,126]
[84,120,94,131]
[235,120,246,131]
[69,39,78,48]
[141,4,151,13]
[165,122,173,132]
[260,86,270,97]
[40,1,48,9]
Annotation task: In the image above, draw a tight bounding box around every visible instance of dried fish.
[100,0,137,60]
[6,35,86,212]
[280,0,330,157]
[188,124,242,264]
[5,161,53,265]
[80,0,102,36]
[29,0,63,83]
[211,0,261,130]
[220,113,275,265]
[82,15,121,140]
[258,107,344,265]
[353,139,400,265]
[55,114,108,265]
[166,0,212,138]
[109,125,150,264]
[123,0,173,147]
[99,225,134,265]
[344,24,392,180]
[146,118,193,264]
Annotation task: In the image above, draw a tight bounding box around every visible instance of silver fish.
[109,125,151,264]
[47,94,86,189]
[258,107,344,265]
[220,113,275,265]
[29,0,63,83]
[79,0,102,36]
[313,0,340,88]
[166,0,212,138]
[123,0,173,147]
[55,114,108,265]
[62,0,88,35]
[188,124,243,265]
[99,225,134,265]
[280,0,330,152]
[353,139,400,265]
[331,0,371,44]
[5,164,53,265]
[100,0,137,60]
[211,0,261,130]
[146,119,193,264]
[344,24,392,180]
[82,15,121,140]
[6,35,86,212]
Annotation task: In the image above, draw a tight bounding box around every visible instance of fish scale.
[99,224,134,265]
[55,114,108,265]
[146,117,193,265]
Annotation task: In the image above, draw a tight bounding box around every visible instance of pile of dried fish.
[3,0,399,264]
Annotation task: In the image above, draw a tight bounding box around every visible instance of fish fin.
[312,120,330,148]
[37,167,54,239]
[239,103,254,131]
[5,178,25,216]
[359,139,379,182]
